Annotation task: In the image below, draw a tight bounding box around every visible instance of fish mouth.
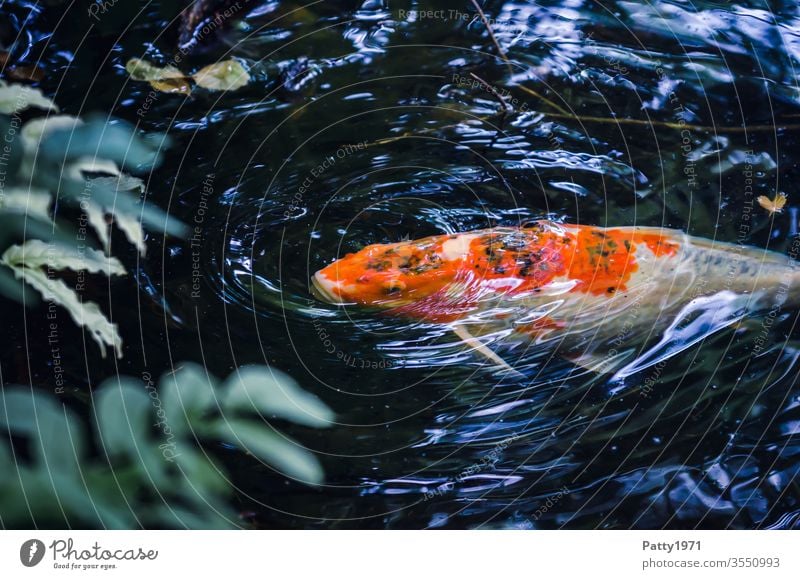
[311,270,345,304]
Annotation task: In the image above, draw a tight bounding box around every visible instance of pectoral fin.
[452,325,526,379]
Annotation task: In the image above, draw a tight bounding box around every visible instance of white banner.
[0,531,797,578]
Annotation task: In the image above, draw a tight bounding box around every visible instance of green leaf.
[3,239,126,276]
[0,187,53,222]
[94,377,174,490]
[0,80,58,114]
[215,419,324,485]
[0,387,85,478]
[21,115,83,153]
[4,266,122,358]
[39,117,161,172]
[2,241,126,357]
[0,115,24,177]
[61,176,188,239]
[94,377,152,456]
[0,266,37,303]
[174,446,230,495]
[86,175,148,255]
[160,363,220,436]
[222,365,334,428]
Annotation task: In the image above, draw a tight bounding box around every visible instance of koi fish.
[312,221,798,376]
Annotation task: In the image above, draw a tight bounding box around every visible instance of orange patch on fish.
[637,233,680,258]
[565,227,639,295]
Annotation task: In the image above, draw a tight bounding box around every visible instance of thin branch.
[468,0,512,73]
[540,110,800,133]
[468,0,571,116]
[469,72,512,112]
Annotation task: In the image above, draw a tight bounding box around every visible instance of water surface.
[5,0,800,528]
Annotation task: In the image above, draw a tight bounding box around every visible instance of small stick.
[469,72,512,112]
[468,0,571,116]
[468,0,511,73]
[540,110,800,133]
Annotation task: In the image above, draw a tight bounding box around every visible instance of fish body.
[313,221,799,372]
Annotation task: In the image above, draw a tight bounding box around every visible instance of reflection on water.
[9,0,800,528]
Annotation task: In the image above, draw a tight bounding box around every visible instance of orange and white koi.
[312,221,798,374]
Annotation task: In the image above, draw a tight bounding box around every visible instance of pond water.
[5,0,800,528]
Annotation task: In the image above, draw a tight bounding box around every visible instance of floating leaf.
[151,78,192,95]
[757,192,787,214]
[223,365,334,428]
[6,64,45,83]
[125,59,192,96]
[125,58,185,82]
[193,59,249,91]
[0,80,58,114]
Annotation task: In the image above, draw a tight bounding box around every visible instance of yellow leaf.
[150,78,192,95]
[125,58,186,82]
[757,193,788,214]
[193,59,249,91]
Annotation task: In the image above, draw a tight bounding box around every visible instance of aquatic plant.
[0,363,333,528]
[0,81,186,356]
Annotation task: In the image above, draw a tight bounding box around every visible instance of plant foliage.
[0,82,187,356]
[0,364,334,528]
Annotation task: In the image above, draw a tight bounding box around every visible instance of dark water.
[5,0,800,528]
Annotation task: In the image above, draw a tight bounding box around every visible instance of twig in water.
[468,0,511,72]
[468,0,571,116]
[540,110,800,133]
[469,72,512,112]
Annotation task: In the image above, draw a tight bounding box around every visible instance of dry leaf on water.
[151,78,192,95]
[125,58,249,94]
[125,58,186,82]
[757,193,788,214]
[6,64,46,83]
[192,59,249,91]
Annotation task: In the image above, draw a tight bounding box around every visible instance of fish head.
[312,233,478,312]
